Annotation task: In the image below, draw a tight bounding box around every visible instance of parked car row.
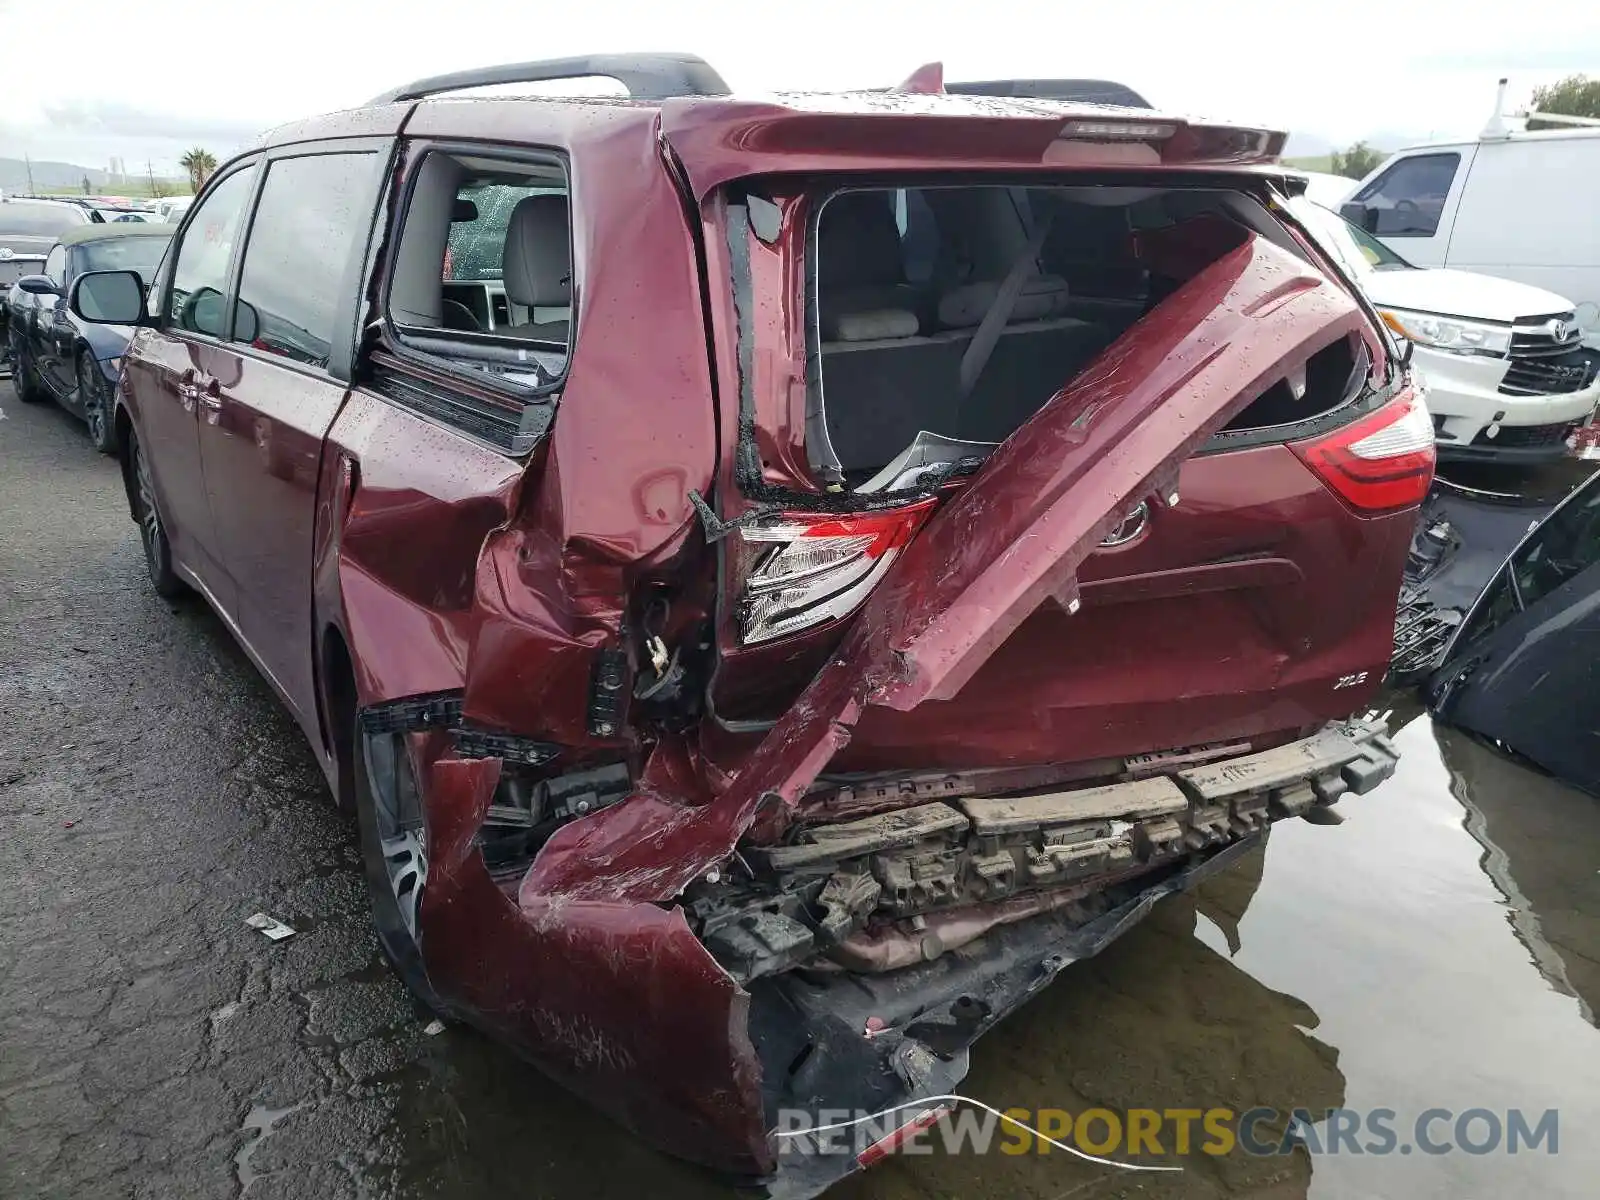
[6,224,173,450]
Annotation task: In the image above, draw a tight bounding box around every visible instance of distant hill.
[0,157,184,193]
[0,158,108,191]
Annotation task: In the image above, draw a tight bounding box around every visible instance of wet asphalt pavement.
[4,390,1600,1200]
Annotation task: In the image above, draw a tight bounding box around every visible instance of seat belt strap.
[958,208,1055,399]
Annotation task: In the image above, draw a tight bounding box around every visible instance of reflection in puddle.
[1435,725,1600,1027]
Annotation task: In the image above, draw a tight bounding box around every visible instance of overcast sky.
[3,0,1598,176]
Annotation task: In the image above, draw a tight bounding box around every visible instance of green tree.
[1528,74,1600,128]
[81,175,91,195]
[179,147,218,192]
[1330,141,1383,180]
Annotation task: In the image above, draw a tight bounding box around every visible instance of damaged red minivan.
[71,54,1425,1194]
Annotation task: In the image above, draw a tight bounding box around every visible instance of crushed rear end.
[390,91,1428,1196]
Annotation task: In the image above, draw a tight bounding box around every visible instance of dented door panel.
[317,391,523,706]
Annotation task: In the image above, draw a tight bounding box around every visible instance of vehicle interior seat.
[817,191,927,336]
[817,191,1111,476]
[501,194,572,343]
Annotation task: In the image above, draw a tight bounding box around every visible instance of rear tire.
[11,344,46,404]
[77,352,119,455]
[129,430,187,599]
[352,718,448,1014]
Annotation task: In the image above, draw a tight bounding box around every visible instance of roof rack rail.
[945,78,1152,109]
[365,53,731,106]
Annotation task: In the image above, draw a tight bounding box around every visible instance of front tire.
[77,353,119,455]
[129,430,187,599]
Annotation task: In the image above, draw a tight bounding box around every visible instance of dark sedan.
[7,224,171,452]
[1426,466,1600,796]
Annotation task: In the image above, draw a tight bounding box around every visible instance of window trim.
[154,156,265,350]
[224,136,397,384]
[375,139,574,405]
[1351,151,1462,240]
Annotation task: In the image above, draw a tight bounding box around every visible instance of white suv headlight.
[1378,308,1511,356]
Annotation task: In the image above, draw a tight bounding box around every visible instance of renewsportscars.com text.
[777,1104,1560,1159]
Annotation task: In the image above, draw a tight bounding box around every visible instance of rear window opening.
[805,183,1372,493]
[386,150,573,395]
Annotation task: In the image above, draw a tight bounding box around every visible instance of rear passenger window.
[387,151,571,387]
[167,167,256,337]
[232,153,382,369]
[1352,153,1460,237]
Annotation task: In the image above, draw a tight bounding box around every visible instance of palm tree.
[179,147,218,193]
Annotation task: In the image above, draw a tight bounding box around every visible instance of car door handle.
[199,378,222,424]
[176,369,199,412]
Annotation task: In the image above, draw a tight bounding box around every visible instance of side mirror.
[15,274,60,297]
[70,270,147,324]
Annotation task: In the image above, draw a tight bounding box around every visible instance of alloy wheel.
[135,441,162,565]
[78,357,108,445]
[380,828,427,944]
[364,732,428,946]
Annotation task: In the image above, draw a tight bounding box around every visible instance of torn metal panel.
[417,756,772,1176]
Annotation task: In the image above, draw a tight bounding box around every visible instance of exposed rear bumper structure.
[746,719,1398,1197]
[694,720,1400,986]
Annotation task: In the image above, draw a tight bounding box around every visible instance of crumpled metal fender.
[519,229,1374,905]
[419,755,772,1176]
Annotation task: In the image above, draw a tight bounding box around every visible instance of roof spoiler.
[365,53,731,106]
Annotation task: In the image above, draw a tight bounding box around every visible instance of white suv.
[1294,196,1598,463]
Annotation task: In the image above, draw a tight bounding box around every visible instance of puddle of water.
[234,1101,305,1192]
[1203,715,1600,1200]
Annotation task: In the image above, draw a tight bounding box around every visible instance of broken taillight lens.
[1291,388,1435,514]
[738,499,938,644]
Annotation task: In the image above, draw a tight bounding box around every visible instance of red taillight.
[856,1104,952,1168]
[1291,389,1435,514]
[738,499,938,645]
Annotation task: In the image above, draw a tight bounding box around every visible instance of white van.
[1291,194,1599,463]
[1340,85,1600,347]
